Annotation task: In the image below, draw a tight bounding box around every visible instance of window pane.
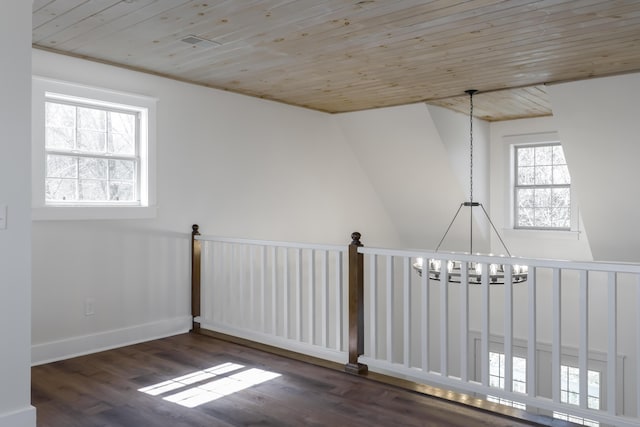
[550,208,570,228]
[518,166,534,185]
[517,147,534,166]
[46,102,75,128]
[518,208,534,227]
[77,107,106,131]
[551,188,570,207]
[517,189,534,208]
[534,208,552,228]
[552,145,566,164]
[535,146,553,165]
[513,357,527,382]
[79,157,107,180]
[553,165,570,185]
[46,178,77,201]
[78,129,106,153]
[79,180,107,201]
[110,182,134,201]
[46,127,75,150]
[535,165,552,185]
[109,159,135,181]
[534,188,551,207]
[109,132,135,155]
[47,155,77,178]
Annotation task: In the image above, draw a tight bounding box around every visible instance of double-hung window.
[32,77,156,220]
[514,143,571,230]
[45,97,139,204]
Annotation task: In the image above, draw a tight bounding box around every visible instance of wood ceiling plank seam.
[234,0,542,56]
[32,0,56,14]
[201,0,363,46]
[34,0,161,48]
[33,0,127,42]
[333,26,640,85]
[333,14,640,69]
[211,9,640,83]
[333,1,636,57]
[32,0,90,31]
[42,0,201,52]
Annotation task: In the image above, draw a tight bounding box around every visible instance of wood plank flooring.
[32,333,543,427]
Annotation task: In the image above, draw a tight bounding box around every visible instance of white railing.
[189,226,640,427]
[358,246,640,427]
[194,233,348,364]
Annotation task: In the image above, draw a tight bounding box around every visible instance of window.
[514,143,571,230]
[487,351,527,410]
[32,77,156,219]
[553,365,600,427]
[45,98,139,204]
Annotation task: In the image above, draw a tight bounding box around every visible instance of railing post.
[191,224,201,333]
[345,232,368,374]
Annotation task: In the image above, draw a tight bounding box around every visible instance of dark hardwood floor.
[32,333,543,427]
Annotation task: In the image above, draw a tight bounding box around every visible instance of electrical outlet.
[85,298,95,316]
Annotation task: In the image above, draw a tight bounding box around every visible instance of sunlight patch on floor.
[138,362,281,408]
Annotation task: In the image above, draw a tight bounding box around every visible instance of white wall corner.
[31,316,192,366]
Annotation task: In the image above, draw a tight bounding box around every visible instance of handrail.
[358,246,640,274]
[196,233,347,252]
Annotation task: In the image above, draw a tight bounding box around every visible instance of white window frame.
[504,132,579,234]
[32,76,157,220]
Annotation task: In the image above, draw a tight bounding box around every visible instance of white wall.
[489,116,593,261]
[548,73,640,263]
[31,49,400,363]
[336,103,490,251]
[0,2,36,426]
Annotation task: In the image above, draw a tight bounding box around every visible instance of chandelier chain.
[469,91,473,204]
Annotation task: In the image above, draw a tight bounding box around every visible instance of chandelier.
[413,90,528,285]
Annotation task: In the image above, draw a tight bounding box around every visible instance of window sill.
[32,205,157,221]
[502,228,581,241]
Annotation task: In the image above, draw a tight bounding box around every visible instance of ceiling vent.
[180,35,221,48]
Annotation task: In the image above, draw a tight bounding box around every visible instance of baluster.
[422,255,429,372]
[460,261,469,382]
[308,249,315,345]
[440,259,449,377]
[504,264,513,393]
[386,255,394,363]
[403,257,410,368]
[607,272,617,415]
[579,270,589,409]
[552,268,562,403]
[370,254,378,359]
[527,267,537,397]
[481,263,490,386]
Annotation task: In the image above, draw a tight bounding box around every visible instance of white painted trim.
[31,76,157,219]
[0,406,36,427]
[199,321,347,365]
[32,205,158,220]
[31,315,191,365]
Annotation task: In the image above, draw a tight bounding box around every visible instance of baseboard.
[31,315,192,365]
[0,406,36,427]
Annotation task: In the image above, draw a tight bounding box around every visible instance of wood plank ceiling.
[32,0,640,121]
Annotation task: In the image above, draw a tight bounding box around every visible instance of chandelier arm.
[434,203,465,253]
[478,203,512,257]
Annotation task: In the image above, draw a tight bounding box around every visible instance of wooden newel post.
[345,231,368,374]
[191,224,201,333]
